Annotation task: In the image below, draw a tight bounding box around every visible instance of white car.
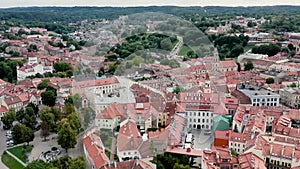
[5,131,12,136]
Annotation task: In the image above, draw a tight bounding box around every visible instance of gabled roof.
[83,135,109,169]
[4,96,22,106]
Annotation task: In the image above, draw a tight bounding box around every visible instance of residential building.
[279,88,300,108]
[83,133,110,169]
[220,60,238,72]
[228,131,249,155]
[214,130,229,148]
[17,63,53,81]
[116,120,154,162]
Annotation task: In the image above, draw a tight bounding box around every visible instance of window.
[198,119,200,123]
[274,98,277,101]
[202,119,205,123]
[202,112,205,116]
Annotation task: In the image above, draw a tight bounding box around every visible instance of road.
[167,36,190,69]
[0,124,10,169]
[190,129,213,150]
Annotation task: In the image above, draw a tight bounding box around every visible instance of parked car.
[7,143,14,148]
[5,131,12,136]
[35,124,41,131]
[204,130,211,135]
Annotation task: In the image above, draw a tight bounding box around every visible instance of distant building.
[279,88,300,108]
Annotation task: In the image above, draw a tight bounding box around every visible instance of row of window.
[253,98,277,102]
[269,160,291,167]
[230,142,245,148]
[189,124,211,129]
[188,111,213,117]
[123,151,138,156]
[189,118,213,124]
[252,103,277,106]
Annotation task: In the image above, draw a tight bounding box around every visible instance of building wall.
[186,110,213,130]
[279,89,300,108]
[117,149,140,162]
[95,117,119,130]
[214,139,229,148]
[229,141,245,155]
[250,95,279,107]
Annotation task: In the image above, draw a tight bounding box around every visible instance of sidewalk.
[5,150,27,167]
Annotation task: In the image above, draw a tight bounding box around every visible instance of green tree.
[40,121,50,141]
[231,149,238,156]
[57,120,77,153]
[2,109,16,129]
[244,61,254,71]
[173,86,184,94]
[40,110,55,131]
[37,80,49,90]
[63,103,76,116]
[23,107,37,130]
[68,156,86,169]
[266,77,275,84]
[161,38,173,51]
[16,108,25,123]
[67,113,81,133]
[173,163,190,169]
[41,91,56,106]
[233,124,238,132]
[65,94,82,109]
[290,83,297,88]
[51,156,86,169]
[53,62,73,72]
[23,127,35,145]
[26,160,53,169]
[12,124,34,145]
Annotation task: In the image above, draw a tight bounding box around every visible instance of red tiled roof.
[214,130,229,141]
[0,106,8,113]
[83,135,109,169]
[4,96,22,106]
[73,77,119,88]
[220,60,238,68]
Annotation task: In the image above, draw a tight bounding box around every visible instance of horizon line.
[1,4,300,9]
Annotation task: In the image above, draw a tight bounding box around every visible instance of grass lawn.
[7,145,32,163]
[1,151,25,169]
[98,129,113,148]
[178,45,193,56]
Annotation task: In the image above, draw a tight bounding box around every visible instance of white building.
[279,88,300,108]
[237,83,280,107]
[228,131,248,155]
[17,63,53,81]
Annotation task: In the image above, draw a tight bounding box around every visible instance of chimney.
[270,144,273,154]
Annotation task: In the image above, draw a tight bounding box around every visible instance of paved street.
[28,131,84,162]
[28,132,59,162]
[190,129,213,150]
[0,124,9,169]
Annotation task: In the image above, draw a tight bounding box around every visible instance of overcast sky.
[1,0,300,8]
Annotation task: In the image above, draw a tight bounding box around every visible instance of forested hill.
[1,6,300,23]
